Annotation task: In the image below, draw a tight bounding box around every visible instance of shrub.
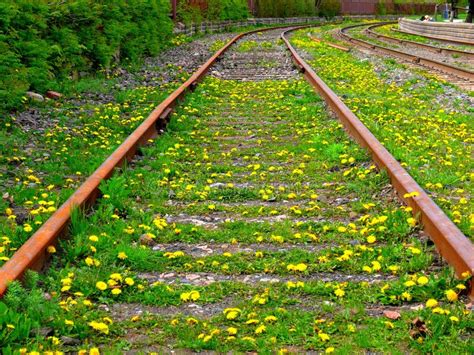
[256,0,317,18]
[375,0,438,15]
[177,0,249,23]
[219,0,249,20]
[318,0,341,18]
[177,1,204,24]
[0,0,173,113]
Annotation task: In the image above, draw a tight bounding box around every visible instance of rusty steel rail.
[366,22,474,61]
[309,35,350,52]
[393,27,474,47]
[339,23,474,82]
[281,28,474,299]
[0,25,306,297]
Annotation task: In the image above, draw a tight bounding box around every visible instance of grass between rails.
[1,76,472,353]
[291,26,473,238]
[0,25,270,266]
[305,22,358,45]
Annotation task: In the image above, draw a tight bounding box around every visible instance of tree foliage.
[177,0,249,24]
[256,0,318,17]
[0,0,173,112]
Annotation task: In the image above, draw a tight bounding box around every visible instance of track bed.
[1,27,473,354]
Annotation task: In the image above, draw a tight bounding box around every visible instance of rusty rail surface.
[366,22,474,60]
[281,28,474,299]
[339,23,474,82]
[0,25,306,297]
[309,35,350,52]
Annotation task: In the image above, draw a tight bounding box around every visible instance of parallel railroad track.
[393,27,474,47]
[366,22,474,61]
[1,25,473,352]
[338,23,474,89]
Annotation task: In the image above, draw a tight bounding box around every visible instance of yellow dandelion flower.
[403,191,419,198]
[366,235,376,244]
[445,289,458,302]
[407,218,417,227]
[287,263,307,272]
[180,290,200,302]
[417,276,429,286]
[88,321,109,335]
[227,327,238,335]
[255,325,266,334]
[265,315,278,322]
[96,281,107,291]
[318,332,330,341]
[117,252,128,260]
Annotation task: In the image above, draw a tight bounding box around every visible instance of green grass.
[1,75,471,353]
[291,26,473,238]
[0,23,472,354]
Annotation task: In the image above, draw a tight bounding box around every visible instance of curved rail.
[366,22,474,61]
[339,23,474,82]
[0,25,305,296]
[309,35,350,52]
[393,27,474,47]
[281,27,474,299]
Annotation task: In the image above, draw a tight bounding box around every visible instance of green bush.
[375,0,438,15]
[376,0,388,15]
[256,0,317,17]
[318,0,341,18]
[219,0,249,20]
[0,0,173,113]
[177,1,204,24]
[177,0,249,23]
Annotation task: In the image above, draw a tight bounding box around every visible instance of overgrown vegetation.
[176,0,249,24]
[1,23,473,353]
[318,0,341,18]
[254,0,341,19]
[292,25,473,238]
[0,0,173,113]
[376,0,437,15]
[256,0,318,17]
[2,70,471,353]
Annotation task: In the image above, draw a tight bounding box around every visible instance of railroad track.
[393,27,474,47]
[1,25,473,352]
[366,22,474,61]
[338,23,474,89]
